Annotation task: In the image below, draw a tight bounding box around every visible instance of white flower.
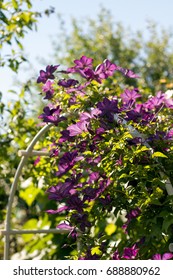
[164,90,173,99]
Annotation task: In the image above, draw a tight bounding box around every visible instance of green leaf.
[12,0,19,10]
[152,152,168,158]
[15,38,23,50]
[21,12,31,24]
[135,146,149,154]
[119,173,128,179]
[91,246,102,256]
[162,216,173,232]
[26,0,32,9]
[0,11,8,24]
[105,223,117,235]
[23,219,38,230]
[19,185,40,206]
[22,219,38,242]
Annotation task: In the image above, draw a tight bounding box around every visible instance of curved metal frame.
[1,124,69,260]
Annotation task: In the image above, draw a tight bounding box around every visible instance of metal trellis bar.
[1,123,71,260]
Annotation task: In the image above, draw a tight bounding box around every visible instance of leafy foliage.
[0,0,55,71]
[35,56,173,259]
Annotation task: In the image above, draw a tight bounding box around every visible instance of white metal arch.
[1,123,70,260]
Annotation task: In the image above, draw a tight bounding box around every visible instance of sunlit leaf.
[105,223,117,235]
[152,152,168,158]
[19,185,40,206]
[91,246,102,256]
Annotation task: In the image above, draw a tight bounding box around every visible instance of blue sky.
[1,0,173,103]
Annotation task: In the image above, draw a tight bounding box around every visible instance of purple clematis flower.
[97,97,119,122]
[99,194,112,207]
[57,222,74,231]
[144,91,165,110]
[77,108,101,123]
[58,78,79,88]
[122,207,141,233]
[134,103,144,113]
[83,178,111,202]
[68,96,77,106]
[46,206,69,214]
[112,250,120,260]
[92,127,105,143]
[79,112,93,122]
[88,172,100,184]
[97,97,119,114]
[42,80,54,99]
[34,156,41,166]
[86,155,102,165]
[37,64,59,83]
[95,59,117,80]
[90,108,102,118]
[92,59,116,82]
[94,60,138,82]
[117,66,139,78]
[112,245,139,260]
[129,103,152,123]
[164,96,173,108]
[71,213,91,232]
[67,121,89,136]
[50,146,59,157]
[67,81,91,96]
[126,207,141,222]
[79,108,101,122]
[78,59,117,83]
[77,68,95,80]
[127,103,154,124]
[56,150,83,176]
[46,180,76,201]
[67,57,119,83]
[67,56,93,73]
[166,129,173,140]
[122,244,139,260]
[115,155,123,166]
[57,223,78,239]
[121,89,141,107]
[38,105,66,125]
[152,253,173,260]
[58,129,75,143]
[73,56,93,69]
[67,56,93,75]
[83,187,99,202]
[102,59,118,77]
[66,193,85,212]
[125,109,142,122]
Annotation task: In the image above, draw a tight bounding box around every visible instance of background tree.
[0,0,54,71]
[53,8,173,93]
